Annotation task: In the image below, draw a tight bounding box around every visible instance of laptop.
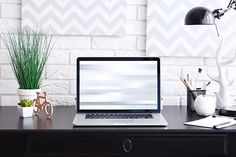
[73,57,167,126]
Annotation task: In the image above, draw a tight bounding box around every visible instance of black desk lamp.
[185,0,236,116]
[185,0,236,36]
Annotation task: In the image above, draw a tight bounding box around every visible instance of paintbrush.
[178,75,193,90]
[195,68,202,89]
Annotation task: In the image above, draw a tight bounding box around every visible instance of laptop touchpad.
[113,120,135,124]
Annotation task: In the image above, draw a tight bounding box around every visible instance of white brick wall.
[0,0,236,107]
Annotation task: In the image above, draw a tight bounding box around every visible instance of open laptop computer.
[73,57,167,126]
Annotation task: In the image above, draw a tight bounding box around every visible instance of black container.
[187,89,206,112]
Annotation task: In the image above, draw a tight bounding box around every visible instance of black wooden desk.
[0,106,236,157]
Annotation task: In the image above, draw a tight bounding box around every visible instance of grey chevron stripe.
[197,45,216,56]
[147,47,165,56]
[148,0,192,13]
[41,23,125,36]
[147,44,216,57]
[23,11,126,29]
[66,26,83,35]
[149,0,222,14]
[147,12,184,29]
[23,0,125,16]
[22,0,126,35]
[147,28,218,47]
[42,25,67,34]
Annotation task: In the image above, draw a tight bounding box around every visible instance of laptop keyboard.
[85,113,153,119]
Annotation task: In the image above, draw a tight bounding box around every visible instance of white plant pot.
[17,105,33,118]
[17,89,41,101]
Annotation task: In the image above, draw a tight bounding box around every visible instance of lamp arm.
[227,0,233,8]
[227,0,236,9]
[213,0,236,19]
[214,24,220,37]
[213,8,227,19]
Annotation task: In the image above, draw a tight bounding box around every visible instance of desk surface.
[0,106,236,132]
[1,106,236,157]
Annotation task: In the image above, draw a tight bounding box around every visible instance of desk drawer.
[0,132,25,157]
[131,135,227,156]
[27,133,227,156]
[27,135,123,155]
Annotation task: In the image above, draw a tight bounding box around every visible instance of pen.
[203,81,211,90]
[206,81,211,86]
[213,121,231,129]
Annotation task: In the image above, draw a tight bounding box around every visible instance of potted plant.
[17,99,34,117]
[1,27,53,101]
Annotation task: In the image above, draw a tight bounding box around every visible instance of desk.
[0,106,236,157]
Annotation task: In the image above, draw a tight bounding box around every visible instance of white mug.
[194,95,216,116]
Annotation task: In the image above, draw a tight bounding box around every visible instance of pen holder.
[187,89,206,112]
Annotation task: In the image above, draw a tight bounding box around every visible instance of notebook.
[184,116,236,129]
[73,57,167,126]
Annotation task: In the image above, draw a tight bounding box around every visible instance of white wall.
[0,0,236,106]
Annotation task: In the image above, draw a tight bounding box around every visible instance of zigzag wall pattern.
[146,0,236,57]
[22,0,126,36]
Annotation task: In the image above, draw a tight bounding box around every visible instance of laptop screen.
[77,58,160,112]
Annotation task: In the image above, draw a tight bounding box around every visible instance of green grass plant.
[1,27,53,89]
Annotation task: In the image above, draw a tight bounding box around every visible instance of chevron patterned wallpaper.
[22,0,126,35]
[146,0,236,57]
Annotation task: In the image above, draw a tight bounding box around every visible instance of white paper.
[184,116,236,129]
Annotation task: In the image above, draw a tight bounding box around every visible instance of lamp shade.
[185,7,215,25]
